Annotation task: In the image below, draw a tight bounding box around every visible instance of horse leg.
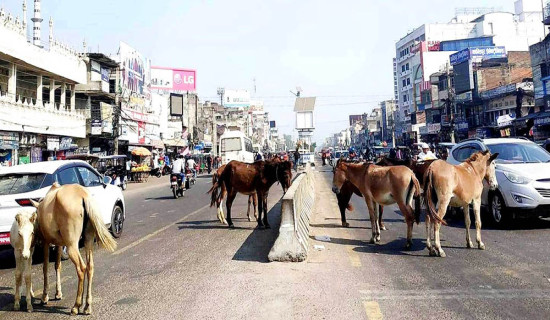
[42,242,50,304]
[379,205,387,231]
[397,201,414,250]
[425,214,433,254]
[434,196,451,258]
[256,193,265,229]
[83,227,95,315]
[262,192,270,229]
[473,199,485,250]
[225,191,237,228]
[55,246,63,300]
[337,190,351,228]
[67,245,86,315]
[253,193,258,220]
[14,254,22,311]
[373,201,381,242]
[463,205,474,249]
[247,195,253,222]
[364,198,377,244]
[217,187,227,225]
[24,255,33,312]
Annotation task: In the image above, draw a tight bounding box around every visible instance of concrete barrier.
[268,163,315,262]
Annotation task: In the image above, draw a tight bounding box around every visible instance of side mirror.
[103,176,112,187]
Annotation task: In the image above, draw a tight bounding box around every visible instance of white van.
[219,131,255,165]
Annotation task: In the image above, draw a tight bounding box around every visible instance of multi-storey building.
[395,0,544,145]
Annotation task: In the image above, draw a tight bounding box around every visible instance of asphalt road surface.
[0,164,549,319]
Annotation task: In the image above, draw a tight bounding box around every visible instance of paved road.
[0,164,550,319]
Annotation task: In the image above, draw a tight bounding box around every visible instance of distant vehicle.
[219,131,255,165]
[0,160,126,248]
[447,137,550,226]
[334,150,349,159]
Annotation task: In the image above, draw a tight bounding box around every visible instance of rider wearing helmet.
[348,147,357,161]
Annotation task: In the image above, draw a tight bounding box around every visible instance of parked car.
[447,137,550,226]
[0,160,126,248]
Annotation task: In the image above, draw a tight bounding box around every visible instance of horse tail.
[82,197,117,252]
[208,172,220,207]
[407,174,421,224]
[424,167,447,226]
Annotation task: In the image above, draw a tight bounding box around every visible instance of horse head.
[276,161,293,193]
[332,159,348,194]
[483,151,499,190]
[11,210,37,259]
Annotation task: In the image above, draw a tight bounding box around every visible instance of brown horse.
[424,151,498,257]
[209,160,293,228]
[31,183,117,315]
[332,160,420,247]
[212,164,257,224]
[335,158,434,229]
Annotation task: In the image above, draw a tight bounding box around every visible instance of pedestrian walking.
[206,154,213,174]
[293,149,300,171]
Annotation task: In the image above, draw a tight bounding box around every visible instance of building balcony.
[0,92,86,138]
[400,69,412,77]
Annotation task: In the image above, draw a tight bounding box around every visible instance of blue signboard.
[101,67,110,82]
[456,121,469,132]
[450,46,507,66]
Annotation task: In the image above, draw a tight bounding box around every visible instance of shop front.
[17,133,40,164]
[0,131,18,166]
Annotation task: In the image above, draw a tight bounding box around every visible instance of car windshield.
[486,143,550,164]
[0,173,47,195]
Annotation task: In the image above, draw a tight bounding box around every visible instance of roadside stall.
[130,147,151,182]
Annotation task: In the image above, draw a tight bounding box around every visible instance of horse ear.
[30,211,37,224]
[488,153,499,162]
[30,199,40,208]
[15,213,23,226]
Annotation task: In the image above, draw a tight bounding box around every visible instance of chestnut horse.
[332,161,420,247]
[212,164,257,224]
[335,158,434,230]
[424,151,498,257]
[31,183,117,315]
[209,160,292,228]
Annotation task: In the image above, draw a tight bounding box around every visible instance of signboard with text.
[450,46,507,66]
[151,66,196,92]
[224,89,251,108]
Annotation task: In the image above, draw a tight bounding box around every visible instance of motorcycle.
[151,167,162,178]
[170,173,185,199]
[186,168,196,185]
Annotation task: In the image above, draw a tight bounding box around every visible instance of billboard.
[119,42,149,95]
[269,121,276,128]
[450,46,507,66]
[349,115,363,126]
[151,67,196,92]
[296,111,314,129]
[170,93,184,116]
[454,61,474,94]
[224,89,250,107]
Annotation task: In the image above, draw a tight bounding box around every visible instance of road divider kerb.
[268,163,315,262]
[114,204,209,255]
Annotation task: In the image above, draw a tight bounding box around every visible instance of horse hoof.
[265,224,271,229]
[71,307,79,315]
[42,295,49,305]
[27,306,33,313]
[405,242,412,250]
[247,216,253,222]
[342,222,350,228]
[380,225,387,231]
[55,292,62,300]
[428,249,437,257]
[84,304,92,315]
[478,243,486,250]
[228,224,235,229]
[13,303,20,311]
[467,241,473,249]
[439,250,446,258]
[257,225,265,230]
[222,219,228,225]
[369,239,375,244]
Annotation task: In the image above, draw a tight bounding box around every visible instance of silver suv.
[447,138,550,226]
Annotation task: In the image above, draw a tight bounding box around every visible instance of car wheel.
[490,192,508,227]
[110,205,124,238]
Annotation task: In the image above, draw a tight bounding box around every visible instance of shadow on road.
[144,195,176,201]
[352,238,429,256]
[231,202,282,263]
[310,223,366,229]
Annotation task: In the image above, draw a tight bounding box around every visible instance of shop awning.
[163,139,188,147]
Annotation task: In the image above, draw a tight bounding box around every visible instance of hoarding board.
[119,42,149,96]
[269,121,276,128]
[450,46,507,66]
[224,89,251,107]
[349,114,363,125]
[454,61,474,94]
[170,93,184,116]
[296,111,314,129]
[151,67,196,92]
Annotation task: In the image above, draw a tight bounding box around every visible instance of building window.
[406,78,411,86]
[403,80,406,87]
[406,63,410,71]
[402,65,405,72]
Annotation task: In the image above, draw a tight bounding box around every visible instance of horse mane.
[465,150,489,163]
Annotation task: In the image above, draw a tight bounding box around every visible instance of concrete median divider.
[268,163,315,262]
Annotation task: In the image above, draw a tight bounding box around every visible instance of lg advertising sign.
[151,66,196,92]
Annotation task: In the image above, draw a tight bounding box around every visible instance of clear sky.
[1,0,516,144]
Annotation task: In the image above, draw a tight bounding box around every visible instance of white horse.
[10,210,38,312]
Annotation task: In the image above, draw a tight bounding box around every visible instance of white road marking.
[360,288,550,300]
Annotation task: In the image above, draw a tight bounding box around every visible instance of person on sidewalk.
[293,149,300,171]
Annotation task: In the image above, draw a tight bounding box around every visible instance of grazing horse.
[31,183,117,315]
[209,160,292,228]
[332,160,420,247]
[10,210,37,312]
[212,164,258,224]
[424,151,498,257]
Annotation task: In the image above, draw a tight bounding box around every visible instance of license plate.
[171,182,177,186]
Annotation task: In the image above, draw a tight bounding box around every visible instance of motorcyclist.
[348,147,358,161]
[171,154,186,188]
[417,142,438,161]
[186,156,197,179]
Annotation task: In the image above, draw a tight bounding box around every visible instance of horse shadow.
[231,202,282,263]
[321,236,429,257]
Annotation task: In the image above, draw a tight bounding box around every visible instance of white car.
[0,160,126,247]
[447,137,550,226]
